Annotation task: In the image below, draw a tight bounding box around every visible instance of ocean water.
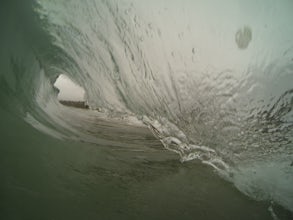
[0,0,293,219]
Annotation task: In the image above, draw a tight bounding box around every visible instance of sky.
[54,74,85,101]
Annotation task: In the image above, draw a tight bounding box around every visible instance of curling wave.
[1,0,293,214]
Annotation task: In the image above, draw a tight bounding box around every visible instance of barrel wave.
[1,0,293,219]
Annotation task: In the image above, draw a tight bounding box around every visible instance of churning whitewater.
[0,0,293,219]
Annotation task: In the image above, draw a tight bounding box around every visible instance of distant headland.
[59,100,89,109]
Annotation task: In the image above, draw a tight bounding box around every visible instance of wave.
[1,0,293,214]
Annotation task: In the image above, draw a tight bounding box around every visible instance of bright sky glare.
[54,74,85,101]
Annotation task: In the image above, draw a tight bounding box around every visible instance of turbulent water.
[1,0,293,219]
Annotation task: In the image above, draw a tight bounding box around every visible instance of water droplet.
[235,26,252,49]
[192,48,195,54]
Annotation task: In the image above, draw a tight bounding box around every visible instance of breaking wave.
[1,0,293,214]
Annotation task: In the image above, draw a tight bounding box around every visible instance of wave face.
[1,0,293,216]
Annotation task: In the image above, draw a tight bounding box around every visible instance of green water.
[1,0,293,219]
[1,108,292,220]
